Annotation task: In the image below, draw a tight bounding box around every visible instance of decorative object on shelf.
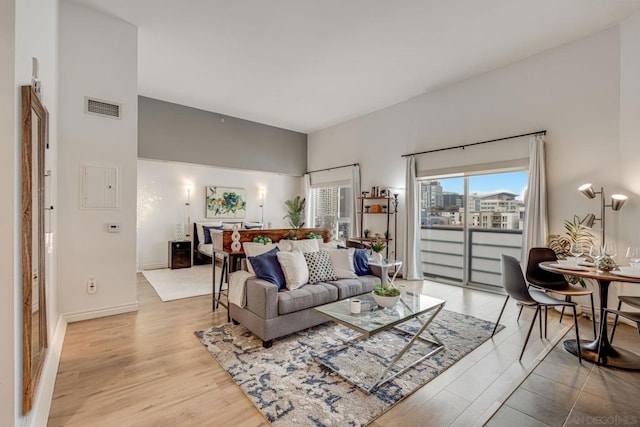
[547,215,595,287]
[363,228,370,238]
[380,188,387,197]
[364,205,371,213]
[578,183,628,245]
[371,204,382,213]
[382,205,387,213]
[206,186,247,219]
[361,191,369,197]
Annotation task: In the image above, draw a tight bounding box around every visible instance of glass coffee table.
[314,291,446,393]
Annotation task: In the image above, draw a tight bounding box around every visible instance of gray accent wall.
[138,96,307,176]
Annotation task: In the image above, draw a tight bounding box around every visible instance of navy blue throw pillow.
[249,247,285,289]
[202,225,223,245]
[353,248,371,276]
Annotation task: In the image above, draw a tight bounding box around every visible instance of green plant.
[252,235,272,244]
[283,196,306,229]
[283,229,298,240]
[307,232,323,240]
[370,237,386,253]
[547,215,595,287]
[373,284,400,297]
[363,228,370,237]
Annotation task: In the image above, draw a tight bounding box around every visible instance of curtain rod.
[400,130,546,158]
[306,163,359,174]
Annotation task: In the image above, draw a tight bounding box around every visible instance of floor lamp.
[578,183,627,246]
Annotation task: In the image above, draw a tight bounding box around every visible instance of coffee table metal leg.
[367,304,445,392]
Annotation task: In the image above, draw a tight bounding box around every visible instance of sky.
[432,171,528,197]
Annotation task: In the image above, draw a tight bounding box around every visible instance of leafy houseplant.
[370,237,386,254]
[283,196,305,229]
[547,215,595,287]
[363,228,370,238]
[252,235,272,244]
[307,232,323,240]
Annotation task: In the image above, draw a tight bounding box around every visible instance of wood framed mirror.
[21,85,49,414]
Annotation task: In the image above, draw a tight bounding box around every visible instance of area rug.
[142,265,223,301]
[196,309,503,426]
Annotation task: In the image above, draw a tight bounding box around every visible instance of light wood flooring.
[48,275,640,426]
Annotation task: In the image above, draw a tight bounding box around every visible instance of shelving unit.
[356,193,399,258]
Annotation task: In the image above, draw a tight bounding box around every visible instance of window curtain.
[404,156,422,280]
[350,165,361,238]
[303,173,312,229]
[521,134,548,267]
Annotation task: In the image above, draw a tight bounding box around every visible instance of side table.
[169,240,192,269]
[368,258,403,286]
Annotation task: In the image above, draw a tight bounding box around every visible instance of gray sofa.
[229,268,382,347]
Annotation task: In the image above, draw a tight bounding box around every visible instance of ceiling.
[76,0,640,133]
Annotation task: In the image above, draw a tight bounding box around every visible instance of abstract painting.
[205,186,247,219]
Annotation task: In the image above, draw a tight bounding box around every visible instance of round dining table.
[540,261,640,369]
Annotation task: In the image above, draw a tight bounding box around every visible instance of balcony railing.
[420,226,522,288]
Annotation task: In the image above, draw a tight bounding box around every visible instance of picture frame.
[206,186,247,219]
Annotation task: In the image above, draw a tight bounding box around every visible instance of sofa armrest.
[245,278,279,319]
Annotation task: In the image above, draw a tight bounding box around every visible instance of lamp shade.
[581,213,596,228]
[611,194,628,211]
[579,183,596,199]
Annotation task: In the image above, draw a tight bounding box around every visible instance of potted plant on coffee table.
[372,282,401,308]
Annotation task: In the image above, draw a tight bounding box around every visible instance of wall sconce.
[185,185,193,238]
[578,183,628,245]
[259,188,266,224]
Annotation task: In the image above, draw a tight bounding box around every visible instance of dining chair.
[598,304,640,364]
[525,247,597,339]
[609,296,640,343]
[493,254,582,363]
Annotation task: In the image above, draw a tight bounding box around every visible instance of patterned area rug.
[196,310,502,426]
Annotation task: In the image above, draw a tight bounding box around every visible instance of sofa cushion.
[277,249,309,290]
[243,242,277,274]
[327,248,357,279]
[248,247,285,290]
[303,250,337,284]
[326,275,381,299]
[277,282,338,315]
[353,248,372,276]
[279,238,320,253]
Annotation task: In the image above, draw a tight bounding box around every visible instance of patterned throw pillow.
[303,250,338,284]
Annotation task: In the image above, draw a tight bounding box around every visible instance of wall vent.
[84,97,121,119]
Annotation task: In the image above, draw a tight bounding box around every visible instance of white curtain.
[303,173,312,228]
[350,165,361,238]
[404,156,422,280]
[521,134,548,266]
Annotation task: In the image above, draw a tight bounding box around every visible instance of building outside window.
[312,185,351,240]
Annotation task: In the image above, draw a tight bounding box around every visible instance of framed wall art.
[206,186,247,219]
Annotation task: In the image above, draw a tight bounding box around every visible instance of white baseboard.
[141,262,168,271]
[24,315,67,427]
[64,302,139,323]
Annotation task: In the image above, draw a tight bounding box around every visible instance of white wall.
[58,1,138,317]
[138,159,302,269]
[309,26,623,269]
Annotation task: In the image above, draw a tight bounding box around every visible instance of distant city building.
[421,181,524,230]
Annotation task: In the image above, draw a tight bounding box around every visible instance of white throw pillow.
[327,248,357,279]
[288,239,320,253]
[243,242,277,274]
[277,249,309,290]
[319,241,340,250]
[222,222,241,230]
[277,240,292,252]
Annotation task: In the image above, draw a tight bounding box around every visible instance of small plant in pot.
[372,283,401,308]
[283,196,305,240]
[363,228,371,238]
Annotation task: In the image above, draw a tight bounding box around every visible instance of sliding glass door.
[420,170,526,288]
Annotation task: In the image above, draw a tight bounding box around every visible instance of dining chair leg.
[589,294,597,340]
[544,306,548,339]
[597,310,609,365]
[520,306,540,361]
[572,305,582,365]
[559,296,570,323]
[517,304,524,323]
[539,306,543,338]
[610,300,623,344]
[492,295,509,337]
